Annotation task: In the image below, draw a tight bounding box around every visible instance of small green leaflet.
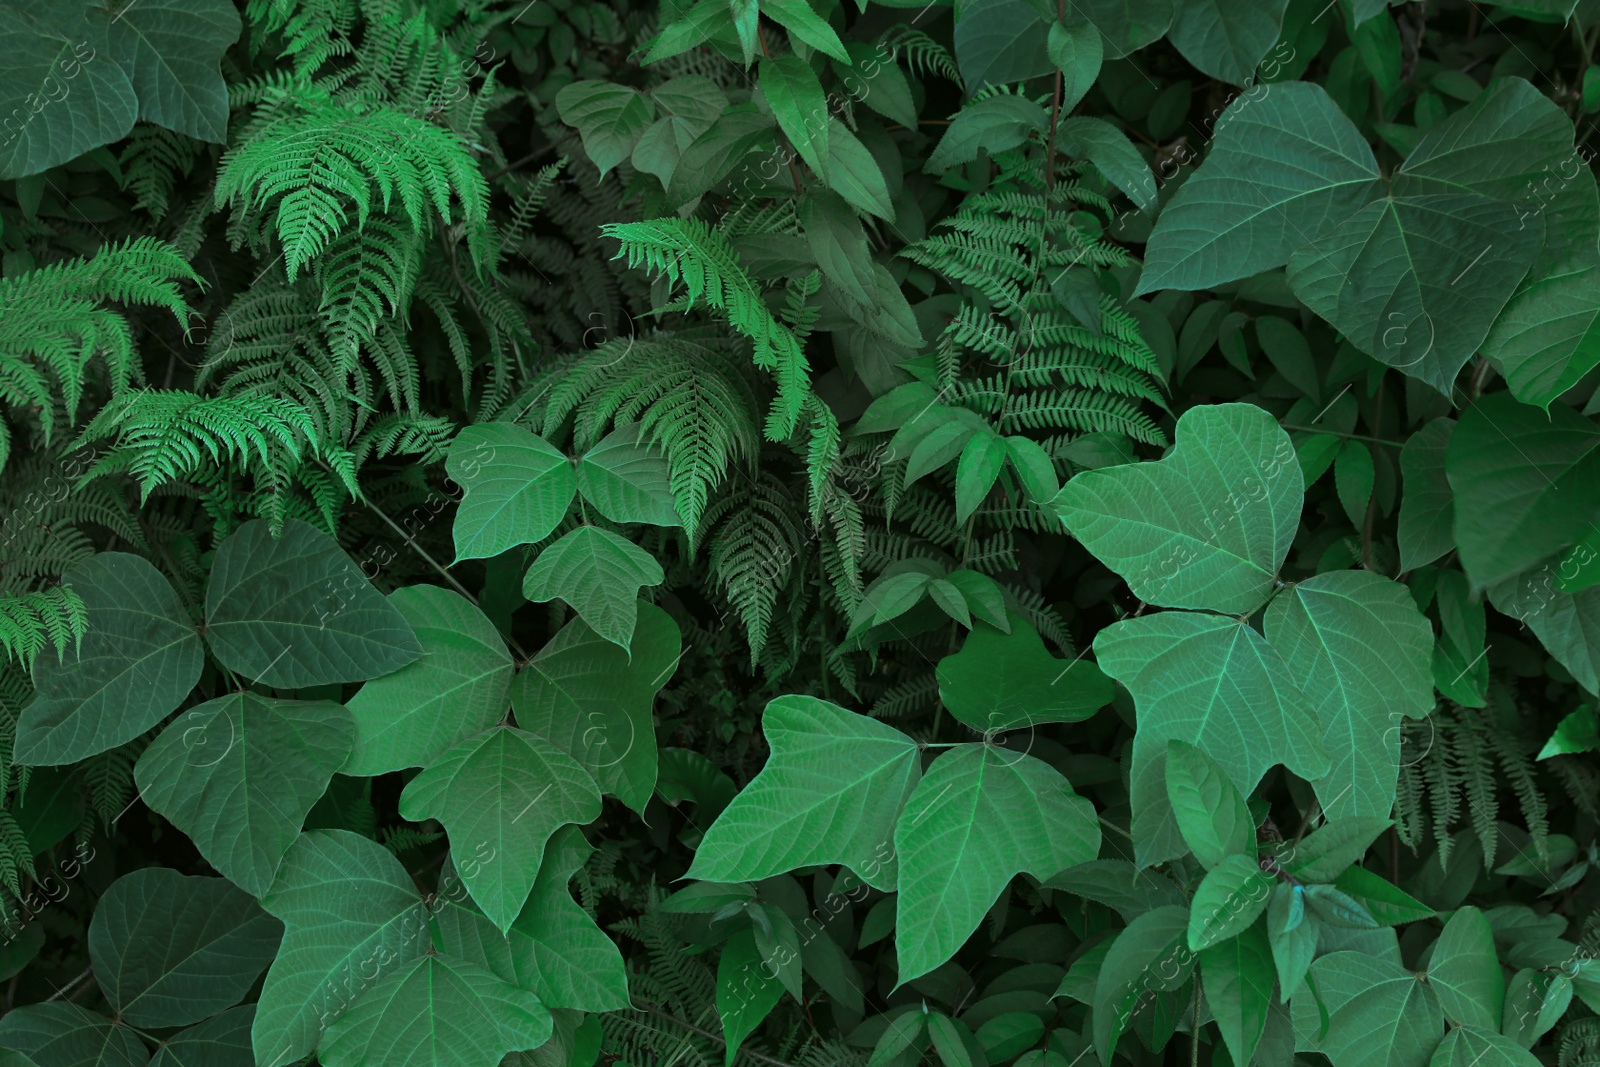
[15,553,203,766]
[1199,920,1274,1065]
[522,526,664,652]
[1397,418,1456,572]
[204,519,422,689]
[1094,611,1330,802]
[1297,950,1443,1067]
[1538,704,1600,758]
[689,696,919,892]
[1058,117,1157,213]
[1046,19,1102,114]
[1053,403,1302,614]
[935,620,1114,735]
[718,929,785,1067]
[511,602,681,812]
[251,831,432,1067]
[399,726,601,934]
[344,586,513,776]
[1426,905,1504,1029]
[135,693,355,897]
[1135,82,1382,294]
[1092,904,1193,1065]
[1446,392,1600,589]
[0,1003,147,1067]
[1278,817,1393,883]
[319,954,552,1067]
[762,0,849,61]
[1264,571,1433,820]
[926,96,1049,171]
[760,55,829,181]
[554,82,655,179]
[88,869,281,1028]
[432,827,630,1012]
[447,424,578,562]
[894,744,1099,983]
[574,426,681,527]
[1164,739,1253,869]
[1268,883,1317,1002]
[1188,853,1273,951]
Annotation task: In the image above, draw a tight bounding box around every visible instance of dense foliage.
[1,0,1600,1064]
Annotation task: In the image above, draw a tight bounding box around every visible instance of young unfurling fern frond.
[602,218,811,442]
[0,238,200,471]
[0,588,87,675]
[215,100,489,280]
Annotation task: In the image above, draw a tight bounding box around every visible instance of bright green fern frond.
[602,218,810,440]
[0,588,88,675]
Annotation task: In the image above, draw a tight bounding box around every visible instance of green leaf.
[927,96,1049,171]
[1167,0,1291,86]
[1079,0,1174,56]
[149,1006,255,1067]
[1427,1026,1541,1067]
[954,0,1051,92]
[825,118,894,221]
[1264,571,1433,820]
[935,619,1115,735]
[1053,403,1302,614]
[400,726,600,933]
[1200,920,1274,1065]
[761,55,829,181]
[927,1013,975,1067]
[555,81,656,178]
[688,696,918,891]
[761,0,850,63]
[1005,436,1059,503]
[1287,193,1541,395]
[1334,440,1374,526]
[1164,739,1253,869]
[1304,951,1444,1067]
[448,424,578,562]
[1488,568,1600,695]
[343,586,512,776]
[718,928,785,1067]
[1502,968,1571,1046]
[319,954,552,1067]
[1047,20,1102,113]
[510,603,681,813]
[1433,569,1489,706]
[252,831,431,1067]
[107,0,240,141]
[0,9,136,180]
[1398,418,1456,571]
[134,693,354,897]
[1393,78,1580,203]
[15,553,203,765]
[1094,612,1330,802]
[1538,704,1600,758]
[522,527,665,651]
[955,432,1006,523]
[1332,867,1434,926]
[88,869,281,1027]
[1058,117,1156,213]
[1269,883,1317,1001]
[0,1003,148,1067]
[665,104,777,207]
[1136,83,1381,295]
[1188,853,1273,950]
[895,745,1099,983]
[433,826,630,1012]
[575,426,682,527]
[1092,905,1193,1065]
[1426,905,1504,1029]
[1280,817,1393,882]
[1481,176,1600,408]
[1304,883,1379,928]
[205,519,422,689]
[1446,391,1600,589]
